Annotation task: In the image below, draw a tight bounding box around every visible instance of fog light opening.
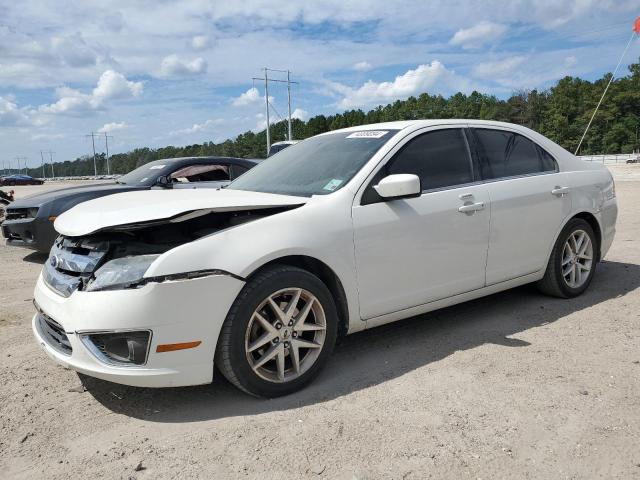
[82,331,151,366]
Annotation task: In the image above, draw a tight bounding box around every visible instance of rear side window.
[387,128,473,190]
[536,146,557,172]
[473,129,556,179]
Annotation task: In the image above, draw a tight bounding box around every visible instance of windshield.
[117,159,174,185]
[229,130,398,196]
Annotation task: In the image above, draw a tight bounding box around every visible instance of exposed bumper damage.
[34,194,305,387]
[33,272,244,387]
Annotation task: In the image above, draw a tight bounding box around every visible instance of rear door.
[469,127,571,285]
[352,127,491,319]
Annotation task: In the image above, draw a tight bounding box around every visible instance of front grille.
[43,237,109,297]
[36,312,72,356]
[6,208,29,220]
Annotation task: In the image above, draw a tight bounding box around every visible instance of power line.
[15,156,27,175]
[102,132,113,175]
[40,151,47,179]
[252,67,299,155]
[575,27,638,154]
[41,150,55,180]
[85,132,100,177]
[47,151,55,179]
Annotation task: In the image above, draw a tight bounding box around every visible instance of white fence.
[579,153,639,164]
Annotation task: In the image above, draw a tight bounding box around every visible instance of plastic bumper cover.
[32,272,245,388]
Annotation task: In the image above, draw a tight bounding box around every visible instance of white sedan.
[33,120,617,397]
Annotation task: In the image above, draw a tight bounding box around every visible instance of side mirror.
[373,174,421,199]
[156,175,173,188]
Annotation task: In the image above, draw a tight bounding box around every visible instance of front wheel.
[215,265,338,397]
[537,218,597,298]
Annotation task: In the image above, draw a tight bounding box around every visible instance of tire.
[537,218,598,298]
[215,265,338,397]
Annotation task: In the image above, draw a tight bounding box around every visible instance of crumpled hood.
[54,188,308,237]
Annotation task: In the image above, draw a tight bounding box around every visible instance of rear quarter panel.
[561,162,617,260]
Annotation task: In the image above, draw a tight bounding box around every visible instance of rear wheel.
[537,218,597,298]
[215,265,338,397]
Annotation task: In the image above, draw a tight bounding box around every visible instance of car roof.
[152,156,260,166]
[325,119,534,134]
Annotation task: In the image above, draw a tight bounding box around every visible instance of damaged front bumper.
[32,271,245,388]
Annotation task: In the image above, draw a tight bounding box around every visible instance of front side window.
[117,159,173,186]
[229,130,398,197]
[473,129,556,180]
[170,164,230,182]
[387,128,473,190]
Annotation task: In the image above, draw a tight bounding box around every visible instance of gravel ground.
[1,168,639,479]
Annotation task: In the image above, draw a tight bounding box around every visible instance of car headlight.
[85,254,160,292]
[28,207,39,218]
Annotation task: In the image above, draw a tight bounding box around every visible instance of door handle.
[551,186,570,197]
[458,202,485,213]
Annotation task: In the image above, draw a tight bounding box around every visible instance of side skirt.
[363,271,543,330]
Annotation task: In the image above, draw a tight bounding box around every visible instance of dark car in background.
[0,174,44,186]
[2,156,258,253]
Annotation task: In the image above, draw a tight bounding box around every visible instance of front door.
[352,127,491,319]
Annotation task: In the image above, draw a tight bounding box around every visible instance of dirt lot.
[1,170,639,479]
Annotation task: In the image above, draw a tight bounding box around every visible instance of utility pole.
[48,151,55,179]
[102,132,113,175]
[287,70,293,142]
[40,151,46,179]
[85,132,99,177]
[263,69,271,154]
[42,150,55,180]
[252,68,298,155]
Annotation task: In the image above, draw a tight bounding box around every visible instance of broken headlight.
[85,254,160,292]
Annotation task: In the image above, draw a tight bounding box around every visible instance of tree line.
[26,59,640,178]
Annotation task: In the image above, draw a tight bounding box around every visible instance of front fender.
[145,198,363,330]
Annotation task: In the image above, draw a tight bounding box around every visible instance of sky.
[0,0,639,171]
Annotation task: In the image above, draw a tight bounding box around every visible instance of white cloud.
[31,132,65,141]
[191,35,212,50]
[0,96,39,126]
[159,55,207,77]
[450,22,507,49]
[291,108,309,121]
[232,87,261,106]
[169,118,223,136]
[564,55,578,67]
[353,61,372,72]
[51,33,98,67]
[254,112,279,131]
[39,70,143,115]
[473,56,526,78]
[231,87,274,107]
[333,61,471,109]
[93,70,143,99]
[98,121,128,133]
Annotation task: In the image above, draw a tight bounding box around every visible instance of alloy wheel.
[244,288,327,383]
[561,229,593,288]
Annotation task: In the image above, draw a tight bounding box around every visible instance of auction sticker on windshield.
[323,179,343,191]
[346,131,389,139]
